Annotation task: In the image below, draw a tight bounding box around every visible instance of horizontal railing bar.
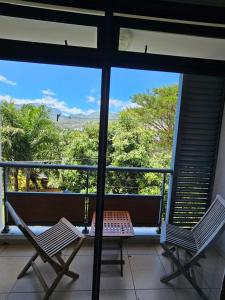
[5,191,163,198]
[0,161,173,174]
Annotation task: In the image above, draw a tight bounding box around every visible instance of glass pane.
[0,60,102,299]
[119,28,225,60]
[100,68,179,296]
[0,16,97,48]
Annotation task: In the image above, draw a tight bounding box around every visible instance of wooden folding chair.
[5,201,86,300]
[160,194,225,300]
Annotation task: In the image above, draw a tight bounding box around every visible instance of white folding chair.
[6,201,86,300]
[160,194,225,300]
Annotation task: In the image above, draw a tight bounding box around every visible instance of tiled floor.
[0,238,224,299]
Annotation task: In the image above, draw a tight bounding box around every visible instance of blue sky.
[0,60,179,115]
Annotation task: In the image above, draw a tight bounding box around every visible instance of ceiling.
[163,0,225,7]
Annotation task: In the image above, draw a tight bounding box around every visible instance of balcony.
[0,162,173,234]
[0,238,223,300]
[0,162,224,299]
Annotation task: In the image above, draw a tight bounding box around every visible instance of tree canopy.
[0,84,178,193]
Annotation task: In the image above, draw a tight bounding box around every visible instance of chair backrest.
[192,194,225,253]
[5,201,44,253]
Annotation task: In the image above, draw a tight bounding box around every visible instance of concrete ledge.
[0,226,160,244]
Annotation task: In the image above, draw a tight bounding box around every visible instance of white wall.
[0,168,2,231]
[0,136,2,231]
[213,105,225,256]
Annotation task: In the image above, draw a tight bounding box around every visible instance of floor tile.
[0,245,7,255]
[7,292,44,300]
[129,254,173,289]
[0,243,34,257]
[136,289,176,300]
[0,256,29,293]
[55,254,134,291]
[174,288,215,300]
[100,257,134,290]
[198,249,225,289]
[154,243,165,256]
[210,288,222,300]
[159,252,208,289]
[51,291,91,300]
[12,256,56,292]
[102,239,127,256]
[55,255,93,291]
[64,239,94,256]
[125,239,157,255]
[100,290,136,299]
[65,239,124,257]
[0,240,223,300]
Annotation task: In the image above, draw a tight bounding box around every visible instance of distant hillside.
[50,109,118,130]
[12,104,118,130]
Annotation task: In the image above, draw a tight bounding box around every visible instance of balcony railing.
[0,162,173,234]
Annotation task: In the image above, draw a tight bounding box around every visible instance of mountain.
[9,103,119,130]
[50,109,118,130]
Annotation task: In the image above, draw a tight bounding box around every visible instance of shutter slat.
[170,75,225,228]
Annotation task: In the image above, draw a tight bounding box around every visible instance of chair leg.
[160,244,210,300]
[18,252,39,279]
[43,253,80,300]
[64,270,79,279]
[43,271,64,300]
[55,253,79,279]
[161,246,176,257]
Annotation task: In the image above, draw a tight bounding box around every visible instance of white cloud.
[0,95,95,115]
[86,95,96,103]
[96,98,124,109]
[90,89,95,94]
[41,89,56,96]
[122,102,140,110]
[86,109,96,114]
[109,98,123,108]
[0,75,17,86]
[94,98,140,111]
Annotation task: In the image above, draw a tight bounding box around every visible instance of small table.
[90,211,134,276]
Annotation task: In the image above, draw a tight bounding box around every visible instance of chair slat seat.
[161,223,198,253]
[36,218,81,257]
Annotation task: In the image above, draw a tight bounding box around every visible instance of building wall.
[0,138,2,231]
[213,105,225,257]
[0,169,2,231]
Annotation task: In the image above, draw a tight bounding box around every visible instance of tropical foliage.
[0,84,178,194]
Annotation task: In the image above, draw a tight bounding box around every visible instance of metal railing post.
[2,167,10,233]
[82,170,89,234]
[157,173,166,234]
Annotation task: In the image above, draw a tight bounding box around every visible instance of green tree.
[131,84,178,151]
[106,84,178,194]
[59,122,99,192]
[0,101,61,190]
[0,101,28,190]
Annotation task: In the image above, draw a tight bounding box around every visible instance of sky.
[0,60,179,115]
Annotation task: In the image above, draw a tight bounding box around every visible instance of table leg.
[120,237,124,277]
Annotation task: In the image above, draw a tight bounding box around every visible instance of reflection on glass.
[119,28,225,60]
